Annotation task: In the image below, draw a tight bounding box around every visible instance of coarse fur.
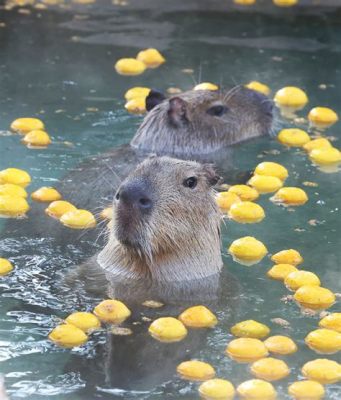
[97,156,223,284]
[131,86,274,156]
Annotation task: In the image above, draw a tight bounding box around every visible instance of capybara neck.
[130,87,273,157]
[97,156,223,283]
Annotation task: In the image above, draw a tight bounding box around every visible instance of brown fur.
[97,156,223,283]
[131,87,273,156]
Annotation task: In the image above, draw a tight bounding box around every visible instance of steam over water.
[0,1,341,399]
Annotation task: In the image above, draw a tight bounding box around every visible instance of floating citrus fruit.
[60,209,96,229]
[271,249,303,266]
[93,299,131,324]
[264,335,297,355]
[228,185,259,201]
[115,58,146,75]
[48,324,88,348]
[254,162,288,181]
[245,81,270,96]
[0,258,14,276]
[302,358,341,384]
[31,187,61,202]
[10,117,45,134]
[198,378,235,400]
[194,82,219,91]
[45,200,77,219]
[226,338,268,363]
[177,360,216,381]
[136,48,165,68]
[231,320,270,339]
[149,317,188,342]
[179,306,217,328]
[65,312,101,333]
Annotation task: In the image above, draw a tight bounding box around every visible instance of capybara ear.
[202,164,222,187]
[167,97,188,126]
[146,89,166,111]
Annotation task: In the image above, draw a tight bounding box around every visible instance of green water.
[0,1,341,399]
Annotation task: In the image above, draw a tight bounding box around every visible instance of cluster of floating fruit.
[115,48,165,77]
[173,314,340,399]
[49,299,131,347]
[216,160,308,232]
[0,140,97,229]
[10,117,51,148]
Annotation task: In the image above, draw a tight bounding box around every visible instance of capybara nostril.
[138,197,152,209]
[118,179,153,212]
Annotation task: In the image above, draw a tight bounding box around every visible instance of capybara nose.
[116,179,153,211]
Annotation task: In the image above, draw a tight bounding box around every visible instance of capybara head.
[99,156,223,282]
[130,86,274,156]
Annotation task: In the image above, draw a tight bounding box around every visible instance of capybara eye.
[206,105,228,117]
[183,177,197,189]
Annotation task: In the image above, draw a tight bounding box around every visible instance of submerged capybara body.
[64,157,240,393]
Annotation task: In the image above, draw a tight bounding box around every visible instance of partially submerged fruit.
[31,187,61,202]
[284,270,321,291]
[231,320,270,339]
[250,357,290,381]
[271,249,303,266]
[149,317,187,342]
[264,335,297,355]
[271,187,308,206]
[267,264,298,281]
[0,184,27,198]
[302,358,341,384]
[22,130,51,147]
[177,360,216,381]
[245,81,270,96]
[237,379,277,400]
[215,191,241,210]
[65,312,101,333]
[0,195,30,218]
[48,324,88,348]
[124,86,151,101]
[136,48,165,68]
[308,107,339,129]
[294,285,335,310]
[226,338,268,363]
[305,328,341,354]
[0,258,14,276]
[229,201,265,224]
[228,185,259,201]
[115,58,146,75]
[93,299,131,324]
[303,137,332,152]
[198,378,235,400]
[124,97,146,114]
[309,147,341,166]
[194,82,219,91]
[45,200,77,219]
[277,128,310,147]
[0,168,31,188]
[228,236,267,266]
[254,162,288,181]
[10,117,45,134]
[60,209,96,229]
[274,86,308,110]
[319,313,341,333]
[248,175,283,194]
[288,380,325,400]
[178,305,217,328]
